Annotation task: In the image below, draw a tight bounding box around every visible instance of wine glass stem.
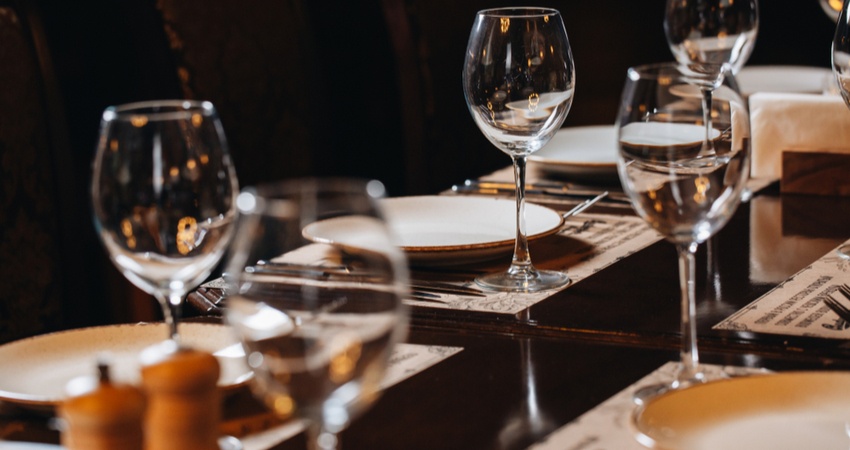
[510,155,533,272]
[676,242,701,385]
[156,293,183,343]
[700,87,715,154]
[307,423,338,450]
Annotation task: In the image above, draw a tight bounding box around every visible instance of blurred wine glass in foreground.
[616,63,750,402]
[223,178,409,450]
[462,7,575,292]
[831,0,850,259]
[91,100,238,344]
[822,0,843,22]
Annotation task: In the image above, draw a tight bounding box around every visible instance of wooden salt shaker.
[141,342,221,450]
[59,362,146,450]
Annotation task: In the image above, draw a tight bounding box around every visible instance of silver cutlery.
[823,284,850,322]
[246,261,486,297]
[561,191,608,219]
[188,262,485,313]
[451,179,631,204]
[187,284,452,314]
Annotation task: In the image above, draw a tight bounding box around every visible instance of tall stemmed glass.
[832,0,850,259]
[616,63,750,402]
[222,178,410,450]
[91,100,239,344]
[665,0,758,155]
[463,7,575,292]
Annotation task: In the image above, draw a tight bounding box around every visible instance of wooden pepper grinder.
[58,361,146,450]
[140,342,221,450]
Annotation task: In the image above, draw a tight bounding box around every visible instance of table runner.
[405,213,662,315]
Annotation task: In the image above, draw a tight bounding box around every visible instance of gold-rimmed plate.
[0,322,251,407]
[528,125,618,180]
[632,371,850,450]
[304,196,564,267]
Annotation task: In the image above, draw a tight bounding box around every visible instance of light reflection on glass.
[176,216,198,255]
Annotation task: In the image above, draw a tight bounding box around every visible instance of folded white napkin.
[749,92,850,179]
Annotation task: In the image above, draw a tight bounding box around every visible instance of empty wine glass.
[91,100,239,344]
[665,0,759,75]
[665,0,758,157]
[462,7,575,292]
[832,0,850,259]
[222,178,410,450]
[616,63,750,402]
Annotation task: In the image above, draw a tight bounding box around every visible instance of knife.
[452,180,631,204]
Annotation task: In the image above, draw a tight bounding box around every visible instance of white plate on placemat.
[0,322,251,407]
[305,196,563,266]
[0,443,61,450]
[528,125,618,180]
[737,65,832,96]
[632,371,850,450]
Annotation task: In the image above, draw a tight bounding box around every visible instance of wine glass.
[664,0,758,157]
[832,0,850,259]
[664,0,759,75]
[222,178,410,450]
[91,100,239,344]
[616,63,750,402]
[462,7,575,292]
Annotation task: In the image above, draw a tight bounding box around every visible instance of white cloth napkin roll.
[749,92,850,180]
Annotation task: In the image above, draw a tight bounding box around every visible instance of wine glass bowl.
[664,0,759,75]
[616,63,750,399]
[91,100,239,342]
[222,178,409,450]
[462,7,575,292]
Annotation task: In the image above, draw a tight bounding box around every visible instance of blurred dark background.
[0,0,837,342]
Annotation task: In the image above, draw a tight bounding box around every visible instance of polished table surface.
[413,183,850,358]
[3,182,850,450]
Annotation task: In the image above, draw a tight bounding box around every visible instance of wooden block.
[782,194,850,239]
[781,150,850,196]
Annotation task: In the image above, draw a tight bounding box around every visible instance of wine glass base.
[475,268,570,293]
[837,244,850,260]
[632,371,706,406]
[219,436,243,450]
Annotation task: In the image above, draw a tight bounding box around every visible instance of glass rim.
[626,62,732,79]
[102,99,216,122]
[236,177,387,215]
[476,7,561,18]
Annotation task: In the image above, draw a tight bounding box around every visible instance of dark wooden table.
[3,183,850,450]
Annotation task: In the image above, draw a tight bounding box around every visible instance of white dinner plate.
[305,196,563,266]
[0,322,252,407]
[0,443,61,450]
[528,125,618,180]
[632,371,850,450]
[619,122,718,148]
[736,65,832,96]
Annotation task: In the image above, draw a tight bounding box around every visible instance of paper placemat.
[715,239,850,338]
[405,213,662,315]
[240,343,462,450]
[527,362,770,450]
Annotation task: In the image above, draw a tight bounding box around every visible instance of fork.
[186,282,456,316]
[823,284,850,322]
